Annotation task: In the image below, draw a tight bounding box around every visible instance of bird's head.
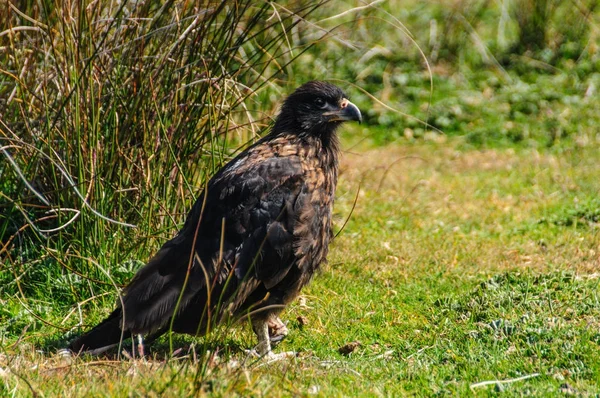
[274,81,362,138]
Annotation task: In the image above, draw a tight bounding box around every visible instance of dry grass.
[2,0,600,395]
[335,140,599,278]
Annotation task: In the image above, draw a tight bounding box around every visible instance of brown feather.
[68,81,361,353]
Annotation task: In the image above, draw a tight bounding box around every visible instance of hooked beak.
[325,98,362,124]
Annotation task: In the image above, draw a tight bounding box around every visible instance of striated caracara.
[68,81,362,358]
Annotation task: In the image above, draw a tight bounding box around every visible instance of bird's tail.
[68,308,129,353]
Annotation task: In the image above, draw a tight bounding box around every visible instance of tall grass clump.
[0,1,326,333]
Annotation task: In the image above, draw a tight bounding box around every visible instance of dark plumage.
[68,81,362,357]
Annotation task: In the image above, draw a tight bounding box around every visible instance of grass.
[2,137,600,396]
[2,0,600,396]
[0,0,326,306]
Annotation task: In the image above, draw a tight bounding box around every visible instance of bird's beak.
[325,98,362,124]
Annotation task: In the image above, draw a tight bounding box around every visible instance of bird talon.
[269,334,286,344]
[268,316,289,344]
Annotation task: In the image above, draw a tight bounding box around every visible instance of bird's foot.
[248,318,294,364]
[57,348,72,359]
[244,349,296,363]
[263,350,296,362]
[267,316,288,343]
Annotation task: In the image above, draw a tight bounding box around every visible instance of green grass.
[2,0,600,396]
[2,138,600,396]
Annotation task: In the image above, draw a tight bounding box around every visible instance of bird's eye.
[314,97,327,108]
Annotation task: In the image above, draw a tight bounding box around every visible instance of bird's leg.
[250,318,295,362]
[267,315,288,343]
[252,319,272,357]
[136,334,145,358]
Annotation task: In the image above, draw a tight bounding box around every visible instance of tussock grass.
[1,1,327,303]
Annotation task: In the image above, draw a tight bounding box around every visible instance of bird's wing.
[212,153,304,285]
[205,152,307,316]
[120,147,306,333]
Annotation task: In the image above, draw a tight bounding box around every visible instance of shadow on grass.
[36,331,253,362]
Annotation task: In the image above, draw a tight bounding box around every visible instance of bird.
[68,81,362,358]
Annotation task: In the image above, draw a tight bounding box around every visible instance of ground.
[2,136,599,396]
[3,1,599,395]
